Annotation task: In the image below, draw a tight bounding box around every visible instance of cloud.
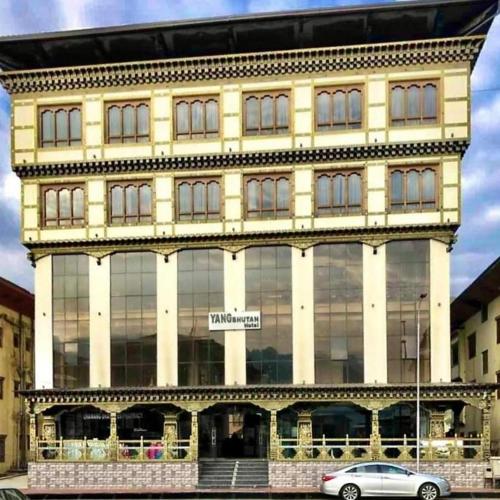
[485,205,500,223]
[472,93,500,134]
[471,16,500,90]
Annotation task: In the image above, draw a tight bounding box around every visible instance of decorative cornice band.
[13,140,468,179]
[21,382,496,407]
[0,36,484,95]
[25,223,459,261]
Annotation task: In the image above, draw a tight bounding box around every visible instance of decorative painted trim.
[25,223,458,260]
[0,36,484,95]
[13,140,468,179]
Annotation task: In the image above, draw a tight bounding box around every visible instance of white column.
[157,252,178,386]
[430,240,451,382]
[362,243,387,383]
[292,247,315,384]
[224,250,246,385]
[89,255,111,387]
[34,255,53,389]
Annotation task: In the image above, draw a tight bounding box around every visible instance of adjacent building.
[0,277,34,474]
[0,0,498,491]
[451,257,500,456]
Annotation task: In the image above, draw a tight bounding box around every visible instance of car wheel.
[340,483,361,500]
[418,482,440,500]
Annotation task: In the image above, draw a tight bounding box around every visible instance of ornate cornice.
[13,140,468,179]
[20,382,498,408]
[25,223,458,259]
[0,36,483,95]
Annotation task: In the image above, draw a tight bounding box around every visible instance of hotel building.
[0,0,498,491]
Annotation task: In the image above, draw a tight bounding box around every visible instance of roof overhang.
[0,0,498,71]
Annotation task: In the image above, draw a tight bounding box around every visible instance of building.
[451,257,500,456]
[0,277,34,474]
[0,0,498,491]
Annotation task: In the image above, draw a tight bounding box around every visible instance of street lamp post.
[416,292,427,473]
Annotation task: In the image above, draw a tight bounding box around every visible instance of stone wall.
[269,461,489,490]
[28,462,198,490]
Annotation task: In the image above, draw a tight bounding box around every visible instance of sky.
[0,0,499,297]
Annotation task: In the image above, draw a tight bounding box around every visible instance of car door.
[379,464,415,496]
[350,464,384,495]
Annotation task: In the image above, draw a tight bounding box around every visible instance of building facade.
[451,257,500,456]
[0,0,498,491]
[0,277,34,474]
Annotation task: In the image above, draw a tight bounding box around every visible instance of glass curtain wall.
[386,240,430,383]
[53,255,89,388]
[110,252,157,386]
[178,249,224,385]
[314,244,364,383]
[245,246,292,384]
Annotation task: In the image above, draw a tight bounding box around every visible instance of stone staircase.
[198,459,269,489]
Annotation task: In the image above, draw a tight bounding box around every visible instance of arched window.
[108,180,153,224]
[42,184,85,226]
[175,178,222,221]
[39,105,82,147]
[174,96,220,139]
[315,170,363,215]
[106,100,150,143]
[390,167,438,210]
[390,80,439,126]
[315,86,363,131]
[245,174,291,218]
[244,91,290,135]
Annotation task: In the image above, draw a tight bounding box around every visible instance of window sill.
[315,211,365,218]
[173,136,221,143]
[39,145,83,151]
[107,222,153,227]
[242,132,292,139]
[388,123,440,129]
[176,218,223,224]
[314,127,365,135]
[103,142,153,147]
[41,224,86,230]
[388,208,440,214]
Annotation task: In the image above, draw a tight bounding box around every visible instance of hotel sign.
[208,311,261,331]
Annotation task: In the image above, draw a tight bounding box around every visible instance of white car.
[320,462,451,500]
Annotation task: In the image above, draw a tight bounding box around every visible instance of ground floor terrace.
[23,382,498,490]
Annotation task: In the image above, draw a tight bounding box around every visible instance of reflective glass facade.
[245,246,292,384]
[178,249,224,386]
[110,252,157,386]
[386,240,430,383]
[52,254,89,388]
[314,244,363,383]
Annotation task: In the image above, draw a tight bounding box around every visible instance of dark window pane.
[423,85,437,119]
[348,173,361,207]
[391,171,403,205]
[261,95,273,129]
[333,175,345,207]
[317,175,329,207]
[55,109,68,142]
[59,189,71,219]
[262,178,274,210]
[123,105,135,136]
[139,184,152,216]
[179,183,191,216]
[207,181,220,214]
[407,170,420,204]
[72,188,84,219]
[111,186,124,217]
[348,90,362,124]
[191,101,204,133]
[333,91,346,125]
[125,185,138,216]
[407,85,420,119]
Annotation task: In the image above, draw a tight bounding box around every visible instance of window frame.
[482,349,489,375]
[104,99,151,144]
[0,435,5,462]
[0,327,3,348]
[41,183,86,228]
[388,165,439,212]
[0,378,3,400]
[496,316,500,345]
[314,84,364,132]
[173,95,220,140]
[38,104,83,148]
[175,176,223,222]
[242,89,291,136]
[389,79,440,127]
[243,173,292,219]
[107,179,154,225]
[451,342,459,367]
[314,169,364,216]
[467,332,476,360]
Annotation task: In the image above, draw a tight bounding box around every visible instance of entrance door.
[199,404,268,458]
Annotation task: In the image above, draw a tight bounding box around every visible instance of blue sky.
[0,0,499,296]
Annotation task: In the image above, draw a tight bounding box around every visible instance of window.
[481,303,488,323]
[105,100,150,143]
[0,378,3,399]
[25,337,31,353]
[390,80,438,126]
[174,96,219,139]
[13,332,19,349]
[0,327,3,347]
[451,342,459,367]
[497,372,500,399]
[14,381,20,396]
[111,253,157,387]
[467,332,476,359]
[243,90,290,136]
[315,170,363,215]
[482,350,489,375]
[390,166,437,211]
[41,184,85,227]
[39,105,82,147]
[0,435,5,462]
[496,316,500,344]
[245,174,291,219]
[315,86,363,131]
[53,255,89,389]
[176,178,221,221]
[108,181,152,224]
[379,464,408,475]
